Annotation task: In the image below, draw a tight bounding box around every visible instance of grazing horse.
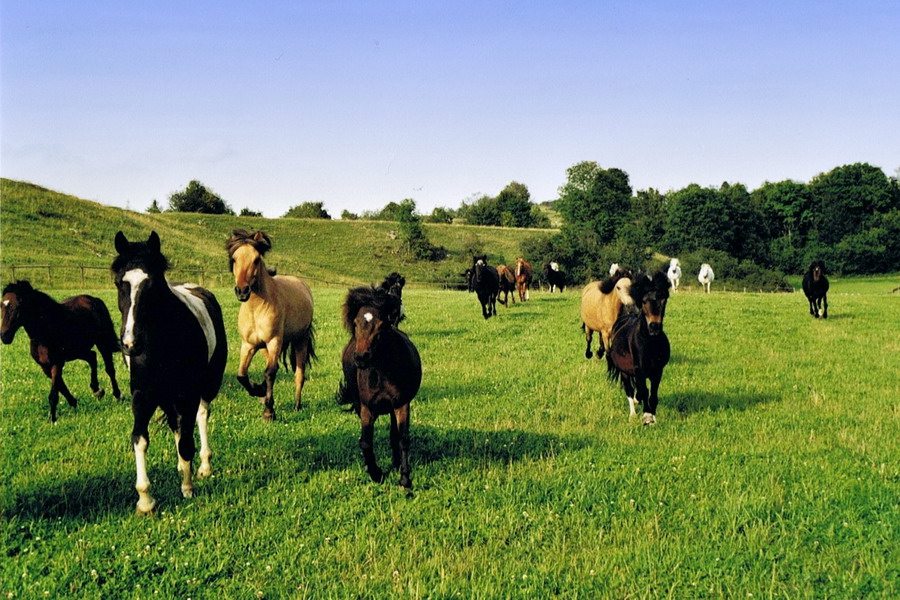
[472,255,499,319]
[580,269,635,360]
[514,258,533,301]
[1,280,121,421]
[377,272,406,325]
[802,260,829,319]
[544,262,565,293]
[496,265,517,306]
[337,286,422,488]
[606,271,671,425]
[112,231,227,514]
[226,229,316,421]
[698,263,715,293]
[667,258,682,291]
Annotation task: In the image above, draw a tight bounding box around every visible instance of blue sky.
[2,1,898,218]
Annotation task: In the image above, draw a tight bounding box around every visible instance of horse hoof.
[136,498,157,515]
[585,351,593,359]
[368,468,385,484]
[399,475,412,489]
[94,389,105,400]
[197,465,212,479]
[641,413,657,426]
[262,410,276,422]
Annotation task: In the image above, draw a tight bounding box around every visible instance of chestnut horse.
[338,286,421,488]
[1,280,121,421]
[514,258,533,301]
[580,269,635,360]
[496,265,517,306]
[226,230,315,421]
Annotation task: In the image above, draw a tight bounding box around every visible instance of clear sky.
[2,1,898,218]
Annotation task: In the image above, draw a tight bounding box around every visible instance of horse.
[111,231,228,514]
[698,263,715,293]
[514,258,533,302]
[606,271,672,425]
[472,255,499,319]
[667,258,682,291]
[226,229,316,421]
[462,268,475,292]
[496,265,517,306]
[580,268,635,360]
[609,263,622,277]
[337,286,422,488]
[802,260,829,319]
[1,280,122,422]
[544,262,565,293]
[377,271,406,325]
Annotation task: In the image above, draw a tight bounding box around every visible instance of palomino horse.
[607,271,671,425]
[698,263,715,293]
[2,280,121,421]
[802,260,829,318]
[112,231,228,513]
[226,230,316,421]
[667,258,682,291]
[544,262,565,293]
[496,265,517,306]
[580,269,635,360]
[338,286,422,488]
[472,255,499,319]
[514,258,533,302]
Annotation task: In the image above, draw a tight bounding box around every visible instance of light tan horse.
[580,270,635,360]
[226,230,315,421]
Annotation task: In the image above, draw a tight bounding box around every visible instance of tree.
[283,202,331,219]
[556,162,632,246]
[168,180,233,214]
[239,207,263,217]
[425,206,455,224]
[809,163,896,245]
[146,199,162,214]
[341,209,360,220]
[396,199,441,260]
[495,181,534,228]
[362,201,402,221]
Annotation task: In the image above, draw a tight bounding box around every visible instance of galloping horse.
[1,280,121,421]
[802,260,829,319]
[698,263,715,293]
[580,269,635,360]
[514,258,533,302]
[606,271,671,425]
[112,231,227,513]
[496,265,517,306]
[226,229,315,421]
[377,272,406,325]
[544,262,565,293]
[472,255,499,319]
[667,258,682,291]
[337,286,422,488]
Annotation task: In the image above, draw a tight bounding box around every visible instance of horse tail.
[282,322,317,372]
[336,379,360,414]
[94,298,122,354]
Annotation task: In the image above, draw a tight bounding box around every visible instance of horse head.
[630,271,671,336]
[473,255,489,283]
[226,229,272,302]
[809,260,826,282]
[343,286,401,369]
[379,272,406,299]
[1,280,34,344]
[111,231,170,356]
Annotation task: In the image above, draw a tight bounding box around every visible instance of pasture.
[2,278,898,599]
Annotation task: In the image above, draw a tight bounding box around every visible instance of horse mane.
[341,286,401,333]
[378,272,406,292]
[629,271,671,304]
[2,280,33,297]
[599,268,632,294]
[225,229,273,258]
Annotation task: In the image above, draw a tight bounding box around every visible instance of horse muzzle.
[0,331,15,345]
[648,322,664,336]
[234,286,252,302]
[354,351,373,369]
[120,340,144,356]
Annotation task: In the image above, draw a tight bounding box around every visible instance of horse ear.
[18,280,33,294]
[148,231,161,253]
[114,231,129,255]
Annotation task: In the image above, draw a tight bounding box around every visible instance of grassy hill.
[0,179,557,289]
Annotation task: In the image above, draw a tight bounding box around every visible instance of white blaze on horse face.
[170,283,217,363]
[122,269,149,351]
[363,312,374,322]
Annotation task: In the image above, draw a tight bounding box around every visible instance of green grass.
[2,277,898,598]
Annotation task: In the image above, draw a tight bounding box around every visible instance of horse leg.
[635,377,655,425]
[132,391,157,514]
[236,342,267,397]
[41,363,60,423]
[391,404,412,488]
[173,407,198,498]
[195,400,212,478]
[261,338,282,421]
[359,405,384,483]
[821,295,828,319]
[645,373,663,426]
[622,376,639,417]
[55,366,79,408]
[584,326,594,359]
[99,346,122,399]
[292,337,310,411]
[83,350,105,399]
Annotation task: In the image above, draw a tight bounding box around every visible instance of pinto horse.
[496,265,517,306]
[226,229,316,421]
[514,258,533,301]
[580,269,635,360]
[802,260,829,318]
[606,271,671,425]
[1,280,121,421]
[472,255,499,319]
[544,262,565,293]
[112,231,228,514]
[337,286,422,488]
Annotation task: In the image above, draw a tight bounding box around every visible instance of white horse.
[698,263,715,293]
[666,258,682,291]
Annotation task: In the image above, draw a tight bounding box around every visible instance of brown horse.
[496,265,517,306]
[514,258,533,301]
[338,286,421,488]
[580,269,635,360]
[226,230,315,421]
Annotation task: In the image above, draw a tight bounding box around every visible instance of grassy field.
[2,275,898,598]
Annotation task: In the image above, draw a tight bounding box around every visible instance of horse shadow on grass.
[666,389,774,416]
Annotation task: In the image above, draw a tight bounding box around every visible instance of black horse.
[377,272,406,325]
[338,286,422,488]
[606,271,671,425]
[472,255,499,319]
[802,260,829,319]
[543,261,565,293]
[1,280,122,421]
[112,231,228,513]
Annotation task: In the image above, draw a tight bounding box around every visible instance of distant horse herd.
[0,228,834,512]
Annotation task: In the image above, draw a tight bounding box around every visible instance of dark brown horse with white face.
[606,271,671,425]
[112,231,228,513]
[1,280,122,421]
[338,286,422,488]
[226,229,315,421]
[802,260,829,319]
[472,255,499,319]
